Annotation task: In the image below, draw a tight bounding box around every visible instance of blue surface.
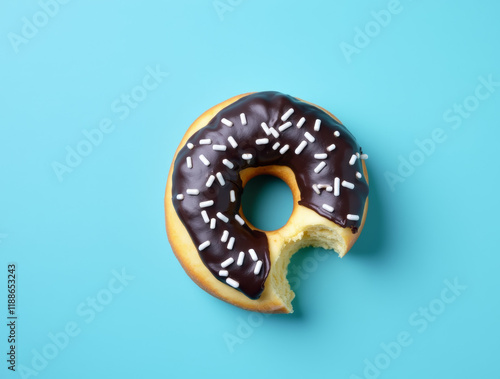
[1,1,499,378]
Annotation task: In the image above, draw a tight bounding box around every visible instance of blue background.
[1,0,499,378]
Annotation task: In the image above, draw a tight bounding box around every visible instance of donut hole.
[241,175,293,231]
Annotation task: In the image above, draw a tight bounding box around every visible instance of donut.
[165,91,369,313]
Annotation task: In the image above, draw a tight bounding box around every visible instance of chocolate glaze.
[171,92,368,299]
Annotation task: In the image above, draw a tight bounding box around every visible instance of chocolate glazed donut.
[167,92,369,303]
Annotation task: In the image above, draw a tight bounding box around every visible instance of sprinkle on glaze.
[227,237,235,250]
[278,122,292,132]
[342,180,355,189]
[217,212,229,223]
[254,261,263,275]
[201,210,210,223]
[295,140,308,154]
[223,159,234,169]
[206,175,215,187]
[221,118,233,127]
[199,154,210,166]
[237,252,245,266]
[304,132,315,143]
[216,172,225,186]
[314,119,321,131]
[240,113,247,125]
[314,162,326,174]
[226,278,239,288]
[235,214,245,225]
[228,136,238,148]
[279,144,290,154]
[322,204,334,212]
[281,108,294,121]
[198,241,210,251]
[213,144,227,151]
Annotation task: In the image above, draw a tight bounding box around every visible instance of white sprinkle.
[281,108,294,121]
[213,144,227,151]
[230,190,236,202]
[327,144,336,151]
[237,252,245,266]
[297,117,306,128]
[269,127,279,138]
[186,189,199,195]
[217,212,229,223]
[221,257,234,268]
[254,260,263,275]
[199,154,210,166]
[176,194,184,200]
[198,241,210,251]
[235,214,245,225]
[228,136,238,148]
[279,144,289,154]
[216,172,225,186]
[322,204,334,213]
[221,118,233,127]
[186,157,193,169]
[221,230,229,243]
[356,172,363,179]
[206,175,215,187]
[240,113,247,125]
[342,180,355,189]
[334,131,340,137]
[312,184,320,194]
[272,142,280,150]
[356,152,360,158]
[242,153,253,160]
[334,177,340,196]
[227,237,235,250]
[210,218,216,230]
[248,249,258,261]
[187,143,194,149]
[295,141,308,154]
[256,138,269,145]
[226,278,239,288]
[278,121,292,132]
[304,132,315,143]
[314,119,321,131]
[223,159,234,169]
[347,214,360,221]
[314,162,326,174]
[200,200,214,208]
[261,122,271,135]
[219,270,228,277]
[326,186,333,192]
[201,210,210,223]
[314,153,327,159]
[361,153,369,160]
[349,154,358,165]
[199,139,211,145]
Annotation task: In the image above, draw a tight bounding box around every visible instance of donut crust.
[165,93,368,313]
